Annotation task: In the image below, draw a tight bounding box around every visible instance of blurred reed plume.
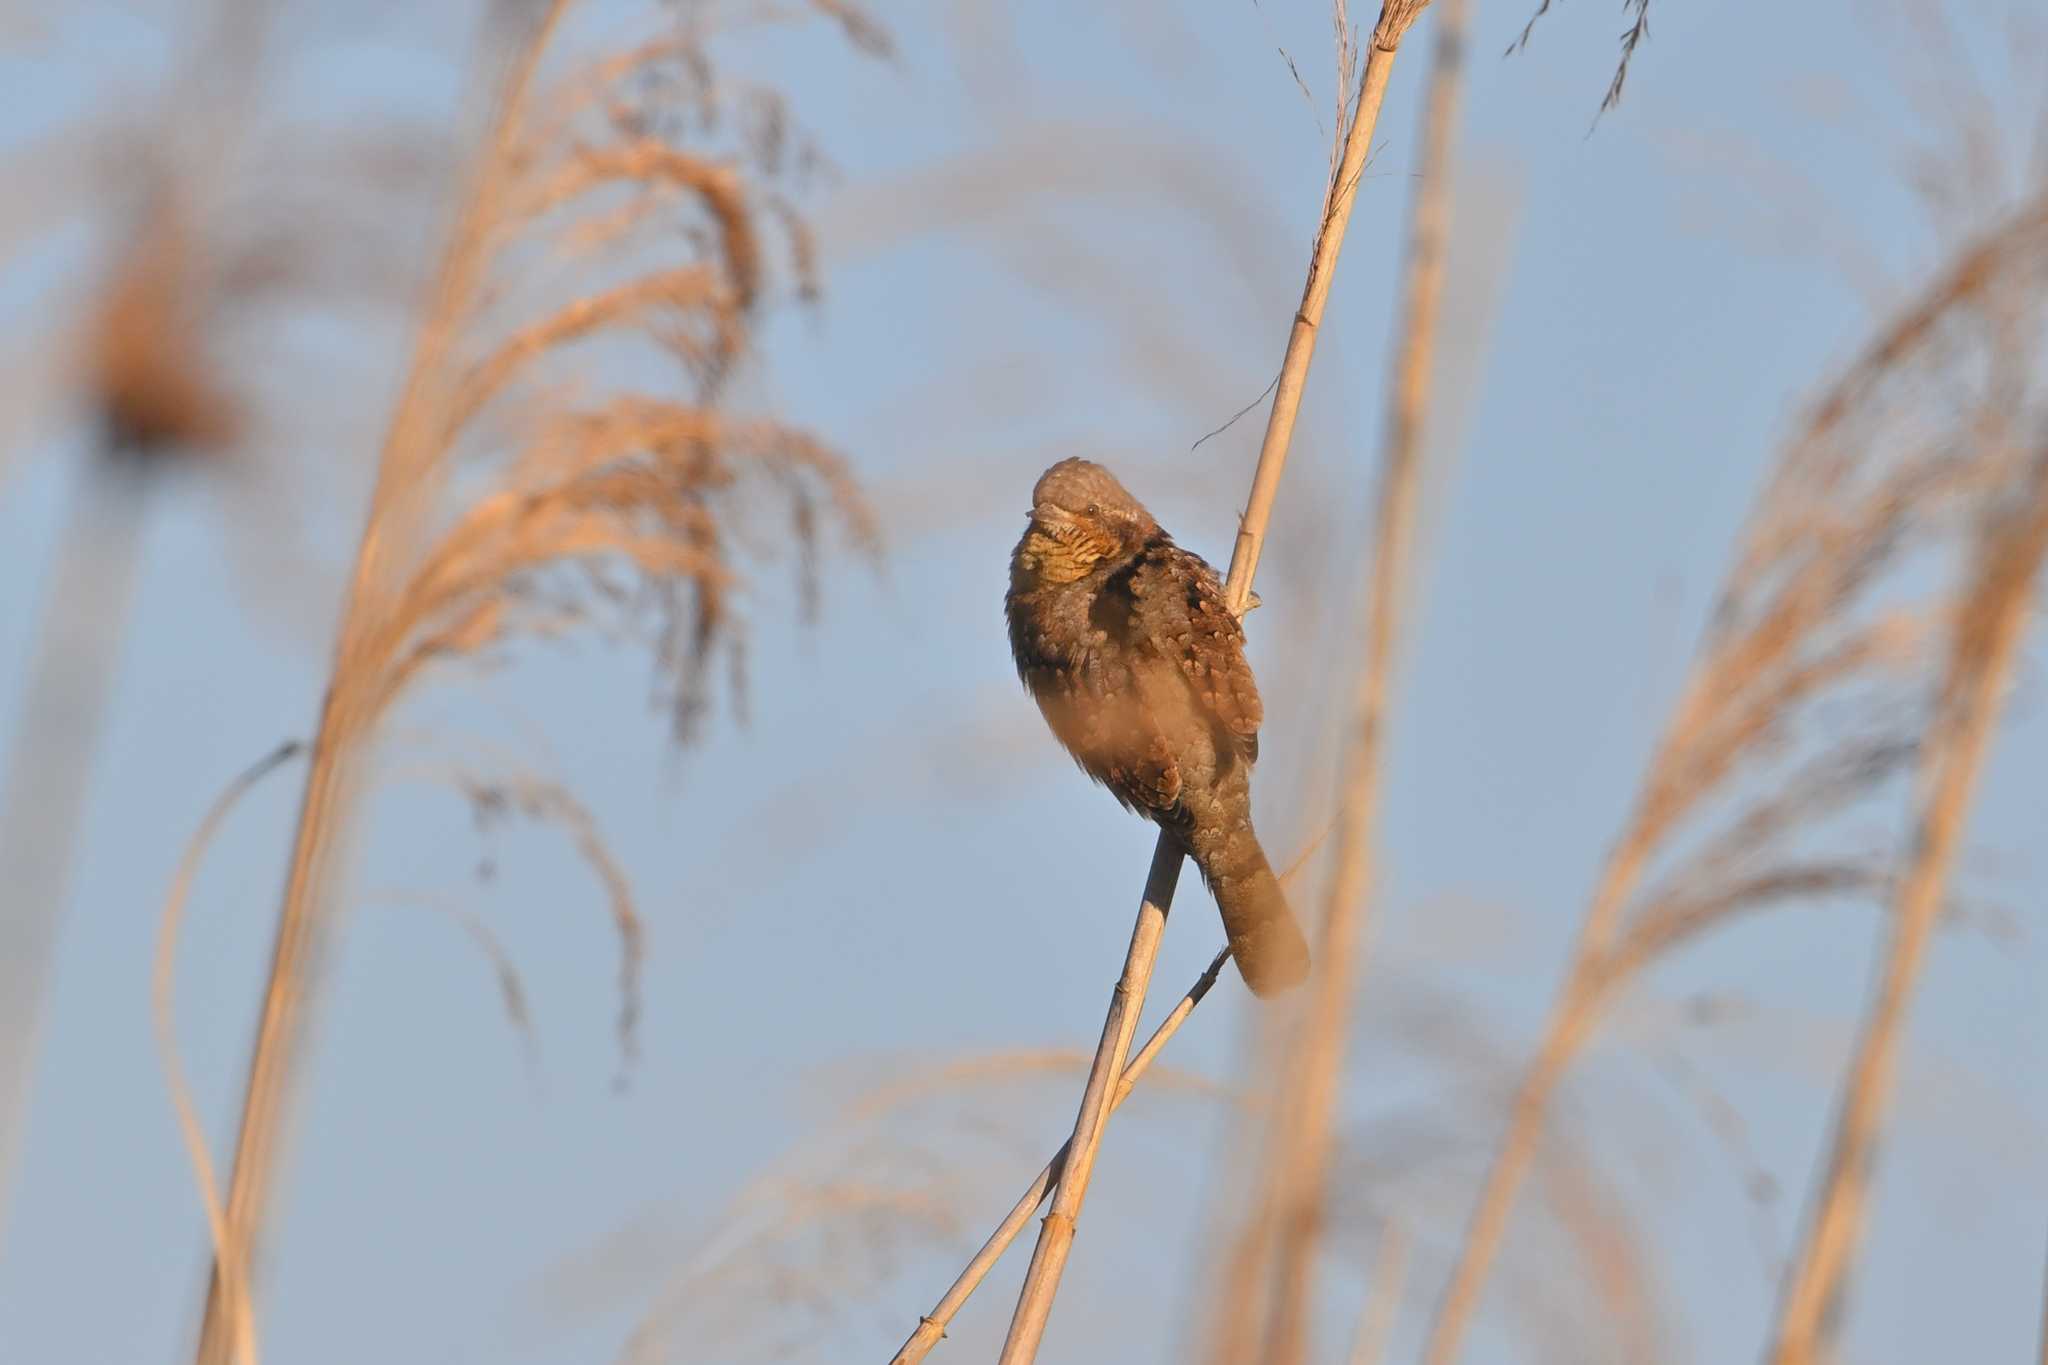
[187,2,881,1361]
[1771,455,2048,1362]
[1204,0,1471,1359]
[0,0,448,1249]
[1421,178,2048,1365]
[1765,192,2048,1361]
[580,1043,1228,1364]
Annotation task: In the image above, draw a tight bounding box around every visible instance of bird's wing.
[1034,681,1183,815]
[1008,585,1183,816]
[1129,542,1263,759]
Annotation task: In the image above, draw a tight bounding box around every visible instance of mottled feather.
[1004,457,1308,996]
[1124,539,1262,760]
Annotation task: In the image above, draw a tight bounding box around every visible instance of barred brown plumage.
[1005,458,1309,996]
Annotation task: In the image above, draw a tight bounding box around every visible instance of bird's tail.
[1184,820,1310,997]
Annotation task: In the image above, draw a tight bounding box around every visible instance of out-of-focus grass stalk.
[2038,1234,2048,1365]
[1239,2,1468,1358]
[190,0,881,1352]
[990,6,1435,1362]
[1345,1220,1410,1365]
[190,10,576,1361]
[1422,191,2048,1365]
[0,0,277,1249]
[0,460,149,1242]
[1768,449,2048,1363]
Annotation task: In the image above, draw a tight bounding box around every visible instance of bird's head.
[1013,459,1155,585]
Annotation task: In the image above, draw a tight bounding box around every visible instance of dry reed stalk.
[188,4,880,1360]
[888,948,1230,1364]
[890,833,1330,1364]
[1345,1220,1411,1365]
[1422,190,2048,1365]
[992,838,1178,1365]
[151,742,304,1365]
[990,7,1434,1362]
[0,0,463,1245]
[1767,449,2048,1361]
[1219,3,1468,1359]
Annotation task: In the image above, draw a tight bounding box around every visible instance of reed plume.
[0,0,448,1248]
[187,3,881,1361]
[1422,182,2048,1365]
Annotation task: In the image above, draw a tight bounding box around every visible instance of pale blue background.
[2,1,2044,1362]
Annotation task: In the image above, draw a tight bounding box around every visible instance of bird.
[1005,457,1310,996]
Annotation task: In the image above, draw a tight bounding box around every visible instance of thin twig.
[990,6,1434,1362]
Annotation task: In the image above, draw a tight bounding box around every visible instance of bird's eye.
[1086,503,1099,516]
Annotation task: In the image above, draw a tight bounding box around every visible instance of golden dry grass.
[1770,452,2048,1362]
[1421,176,2048,1365]
[3,0,2041,1362]
[185,3,885,1361]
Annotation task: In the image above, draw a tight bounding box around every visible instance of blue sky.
[3,1,2046,1362]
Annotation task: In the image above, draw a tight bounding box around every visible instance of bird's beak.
[1033,503,1075,529]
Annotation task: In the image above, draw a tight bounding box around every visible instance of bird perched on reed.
[1005,458,1309,996]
